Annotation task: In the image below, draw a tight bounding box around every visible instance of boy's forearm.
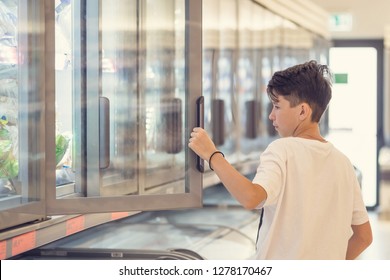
[210,153,267,209]
[346,234,370,259]
[346,222,373,259]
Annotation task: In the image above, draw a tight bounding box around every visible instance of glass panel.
[0,0,19,204]
[100,0,138,196]
[260,9,278,140]
[51,0,202,210]
[99,0,187,196]
[237,1,262,157]
[202,49,215,140]
[0,0,46,227]
[202,0,219,172]
[54,0,74,195]
[142,0,186,193]
[212,0,236,163]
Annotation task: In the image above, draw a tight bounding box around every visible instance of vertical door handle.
[99,97,110,169]
[196,96,204,172]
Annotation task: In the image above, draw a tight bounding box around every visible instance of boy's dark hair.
[267,60,333,122]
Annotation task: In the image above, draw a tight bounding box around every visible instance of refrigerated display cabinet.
[0,0,203,257]
[12,184,259,260]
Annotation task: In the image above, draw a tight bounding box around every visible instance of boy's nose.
[269,110,274,120]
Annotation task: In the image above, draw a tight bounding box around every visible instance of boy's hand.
[188,127,217,162]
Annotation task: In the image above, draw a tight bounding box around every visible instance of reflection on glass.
[237,51,256,138]
[237,48,263,155]
[100,0,138,196]
[202,49,214,136]
[143,0,186,192]
[214,50,235,155]
[1,1,44,210]
[101,0,187,195]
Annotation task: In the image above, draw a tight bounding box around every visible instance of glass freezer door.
[47,0,202,214]
[0,0,48,230]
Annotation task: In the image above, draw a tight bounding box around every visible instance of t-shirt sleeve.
[252,141,286,208]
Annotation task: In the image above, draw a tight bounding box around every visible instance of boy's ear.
[299,103,311,120]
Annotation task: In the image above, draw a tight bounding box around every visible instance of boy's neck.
[293,122,327,143]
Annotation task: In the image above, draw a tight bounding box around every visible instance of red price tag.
[0,240,6,259]
[111,212,128,220]
[66,216,85,235]
[11,231,36,256]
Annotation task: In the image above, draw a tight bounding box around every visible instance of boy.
[188,60,372,259]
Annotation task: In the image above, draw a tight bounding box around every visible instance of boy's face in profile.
[268,95,303,137]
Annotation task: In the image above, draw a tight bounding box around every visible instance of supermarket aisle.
[359,177,390,260]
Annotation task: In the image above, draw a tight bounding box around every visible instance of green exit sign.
[330,13,353,31]
[334,73,348,84]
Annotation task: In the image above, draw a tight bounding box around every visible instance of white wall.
[309,0,390,39]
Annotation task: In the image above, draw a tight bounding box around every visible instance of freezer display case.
[201,0,331,170]
[0,0,203,231]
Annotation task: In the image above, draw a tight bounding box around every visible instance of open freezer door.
[46,0,203,215]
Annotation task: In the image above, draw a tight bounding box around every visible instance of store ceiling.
[308,0,390,39]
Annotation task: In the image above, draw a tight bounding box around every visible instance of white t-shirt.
[252,137,369,260]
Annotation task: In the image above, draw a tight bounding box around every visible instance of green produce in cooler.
[56,134,70,166]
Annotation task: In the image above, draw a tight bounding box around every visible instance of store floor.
[358,179,390,260]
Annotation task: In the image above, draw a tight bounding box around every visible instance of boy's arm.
[189,127,267,209]
[346,221,373,259]
[208,152,267,209]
